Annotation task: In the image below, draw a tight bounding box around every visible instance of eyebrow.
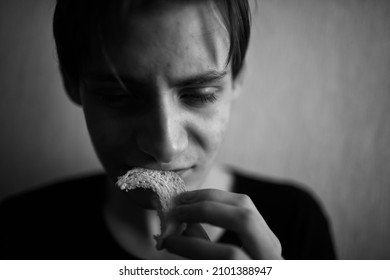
[83,75,142,86]
[82,75,148,93]
[83,69,229,89]
[173,70,229,88]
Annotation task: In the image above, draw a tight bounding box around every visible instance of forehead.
[86,2,230,82]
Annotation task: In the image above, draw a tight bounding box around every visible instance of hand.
[162,189,283,259]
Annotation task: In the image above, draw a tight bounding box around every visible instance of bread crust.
[116,168,187,249]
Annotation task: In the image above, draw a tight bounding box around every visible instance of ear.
[232,62,246,99]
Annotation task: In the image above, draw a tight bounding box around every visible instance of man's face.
[80,3,239,193]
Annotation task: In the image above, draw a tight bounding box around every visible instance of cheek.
[198,101,232,154]
[82,99,131,167]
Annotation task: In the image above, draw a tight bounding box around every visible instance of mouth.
[123,165,194,178]
[172,167,193,177]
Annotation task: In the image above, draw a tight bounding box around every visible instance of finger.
[175,201,264,231]
[175,201,282,259]
[164,235,250,260]
[178,189,256,210]
[182,223,210,240]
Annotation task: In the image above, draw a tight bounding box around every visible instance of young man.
[0,0,336,259]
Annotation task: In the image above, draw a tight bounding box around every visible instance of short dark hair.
[53,0,251,104]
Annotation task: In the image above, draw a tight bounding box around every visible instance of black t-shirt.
[0,171,336,259]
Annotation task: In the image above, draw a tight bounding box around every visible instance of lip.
[124,165,194,177]
[172,167,193,177]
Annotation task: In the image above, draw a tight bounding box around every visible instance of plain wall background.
[1,0,389,259]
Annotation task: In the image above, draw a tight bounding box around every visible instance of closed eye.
[180,87,219,107]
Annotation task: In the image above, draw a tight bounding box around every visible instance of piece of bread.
[116,167,187,250]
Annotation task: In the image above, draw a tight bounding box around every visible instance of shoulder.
[1,172,106,207]
[232,170,322,213]
[231,169,336,259]
[0,173,108,259]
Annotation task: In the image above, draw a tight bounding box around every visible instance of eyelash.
[181,87,219,106]
[93,89,132,107]
[184,93,218,104]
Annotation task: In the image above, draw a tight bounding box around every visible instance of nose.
[136,96,188,164]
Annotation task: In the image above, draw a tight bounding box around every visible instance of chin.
[185,165,211,190]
